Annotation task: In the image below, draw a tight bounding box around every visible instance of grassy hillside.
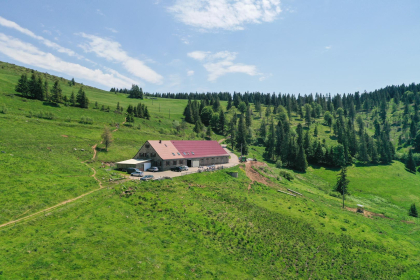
[0,61,420,278]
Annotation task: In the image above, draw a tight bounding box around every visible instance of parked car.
[170,166,181,172]
[131,171,143,177]
[180,166,188,171]
[126,168,141,174]
[147,167,159,172]
[140,175,154,181]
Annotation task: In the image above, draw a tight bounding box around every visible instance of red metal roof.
[171,140,228,159]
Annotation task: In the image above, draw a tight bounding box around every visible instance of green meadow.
[0,61,420,278]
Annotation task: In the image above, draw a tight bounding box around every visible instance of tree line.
[15,72,88,108]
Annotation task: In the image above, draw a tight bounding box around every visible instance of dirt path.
[112,118,126,132]
[218,138,226,144]
[0,164,104,229]
[0,117,127,229]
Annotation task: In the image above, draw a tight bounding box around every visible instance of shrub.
[65,116,72,122]
[279,170,294,181]
[0,105,7,114]
[275,160,282,168]
[80,116,93,124]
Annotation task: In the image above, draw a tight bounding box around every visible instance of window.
[183,152,186,155]
[166,161,169,166]
[177,153,180,155]
[187,152,190,155]
[145,144,150,149]
[191,152,195,155]
[173,161,177,165]
[151,153,156,157]
[179,160,183,164]
[172,153,175,156]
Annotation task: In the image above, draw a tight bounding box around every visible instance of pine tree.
[335,166,350,208]
[194,120,203,133]
[227,95,232,110]
[406,149,417,173]
[229,118,236,150]
[28,73,37,99]
[264,121,275,160]
[246,106,252,127]
[101,126,113,151]
[218,110,226,135]
[206,126,212,139]
[15,74,29,96]
[314,125,318,137]
[35,76,44,101]
[296,143,308,172]
[236,114,248,155]
[43,80,49,101]
[304,103,312,127]
[70,91,76,106]
[408,203,418,218]
[50,80,62,104]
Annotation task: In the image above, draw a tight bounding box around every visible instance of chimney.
[159,140,162,143]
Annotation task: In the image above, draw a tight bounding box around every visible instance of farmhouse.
[129,140,229,171]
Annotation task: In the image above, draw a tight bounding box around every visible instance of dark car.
[131,171,143,177]
[126,168,141,174]
[171,166,182,172]
[140,175,154,181]
[147,167,159,172]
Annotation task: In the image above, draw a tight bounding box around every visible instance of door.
[187,160,192,167]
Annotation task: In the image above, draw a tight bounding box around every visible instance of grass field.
[1,60,420,278]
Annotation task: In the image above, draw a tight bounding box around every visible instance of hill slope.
[0,61,420,279]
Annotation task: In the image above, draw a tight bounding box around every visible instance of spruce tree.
[335,166,350,208]
[70,91,76,106]
[15,74,29,96]
[236,114,248,155]
[406,149,417,173]
[43,80,49,101]
[264,121,275,160]
[206,126,212,139]
[50,80,62,104]
[246,106,252,127]
[296,143,308,171]
[229,119,236,150]
[28,73,37,99]
[408,203,418,218]
[218,110,226,135]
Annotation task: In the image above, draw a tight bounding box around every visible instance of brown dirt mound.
[346,207,392,219]
[243,161,275,189]
[61,135,68,138]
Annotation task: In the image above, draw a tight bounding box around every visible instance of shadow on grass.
[329,135,338,141]
[42,101,61,108]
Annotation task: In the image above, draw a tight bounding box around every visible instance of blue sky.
[0,0,419,95]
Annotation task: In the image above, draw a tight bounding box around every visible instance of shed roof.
[148,140,184,160]
[117,159,151,165]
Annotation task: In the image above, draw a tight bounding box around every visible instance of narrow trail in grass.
[0,122,127,229]
[218,138,225,143]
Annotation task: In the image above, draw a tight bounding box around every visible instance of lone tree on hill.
[409,203,418,218]
[405,149,417,173]
[101,127,113,151]
[335,166,350,208]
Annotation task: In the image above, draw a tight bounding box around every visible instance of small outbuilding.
[116,159,151,171]
[357,204,364,213]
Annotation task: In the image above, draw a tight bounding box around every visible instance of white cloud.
[187,51,210,61]
[188,50,259,81]
[106,27,118,33]
[0,16,83,59]
[96,9,105,16]
[42,30,52,35]
[77,33,163,84]
[168,0,281,30]
[187,70,194,76]
[325,45,332,50]
[0,33,137,88]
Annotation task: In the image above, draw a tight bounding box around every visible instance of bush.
[0,105,7,114]
[276,160,282,168]
[279,170,294,181]
[65,116,72,122]
[80,116,93,124]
